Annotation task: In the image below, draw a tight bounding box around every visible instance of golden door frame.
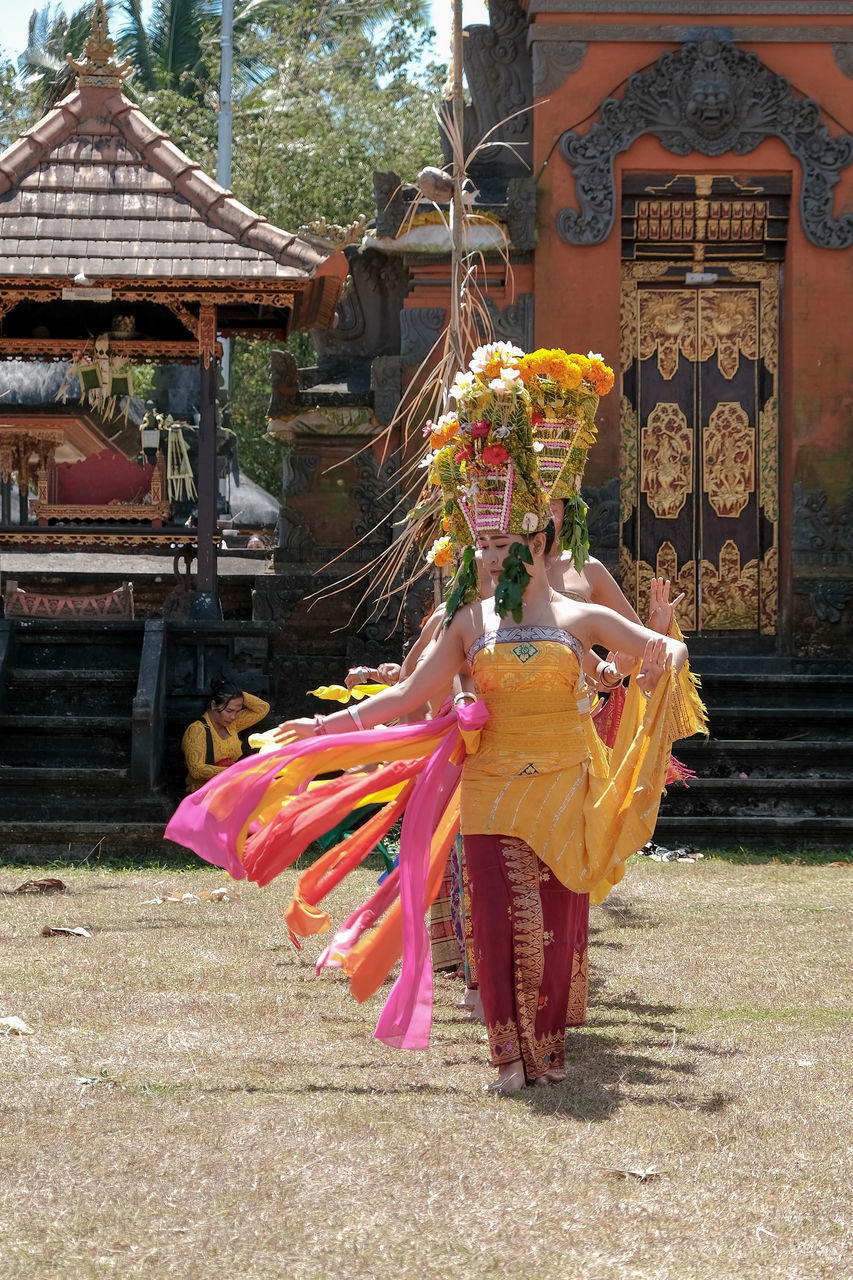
[619,260,779,634]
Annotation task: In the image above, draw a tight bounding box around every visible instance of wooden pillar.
[193,353,222,617]
[0,440,11,525]
[18,449,30,525]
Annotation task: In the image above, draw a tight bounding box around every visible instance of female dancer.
[273,523,686,1092]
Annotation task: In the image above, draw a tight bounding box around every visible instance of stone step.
[660,776,853,820]
[688,655,853,677]
[7,667,138,716]
[697,704,853,739]
[0,715,131,766]
[672,739,853,775]
[693,672,853,708]
[0,820,190,863]
[0,767,175,822]
[653,814,853,848]
[12,623,143,671]
[0,764,130,785]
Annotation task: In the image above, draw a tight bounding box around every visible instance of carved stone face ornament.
[684,74,736,141]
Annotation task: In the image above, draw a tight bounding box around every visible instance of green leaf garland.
[494,542,533,623]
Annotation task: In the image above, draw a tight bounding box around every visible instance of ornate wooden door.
[619,262,779,633]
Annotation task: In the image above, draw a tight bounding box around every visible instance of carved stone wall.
[557,32,853,249]
[792,483,853,655]
[440,0,533,179]
[584,476,621,569]
[312,245,409,376]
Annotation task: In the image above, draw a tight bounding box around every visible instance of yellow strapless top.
[460,627,677,901]
[462,629,595,781]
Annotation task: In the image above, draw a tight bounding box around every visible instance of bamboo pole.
[448,0,466,374]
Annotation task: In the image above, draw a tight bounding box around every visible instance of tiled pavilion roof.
[0,4,346,344]
[0,85,332,282]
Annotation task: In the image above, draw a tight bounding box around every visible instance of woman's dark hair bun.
[209,674,242,708]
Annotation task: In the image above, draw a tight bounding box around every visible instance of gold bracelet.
[598,662,623,689]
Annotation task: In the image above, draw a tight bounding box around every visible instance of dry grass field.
[1,854,850,1280]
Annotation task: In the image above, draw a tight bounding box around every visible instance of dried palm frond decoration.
[56,333,134,422]
[308,10,533,634]
[166,422,196,503]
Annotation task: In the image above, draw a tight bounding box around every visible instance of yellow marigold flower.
[563,360,584,390]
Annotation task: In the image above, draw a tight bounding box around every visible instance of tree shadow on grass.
[513,990,737,1121]
[195,1078,471,1100]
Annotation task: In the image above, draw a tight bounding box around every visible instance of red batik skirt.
[463,833,589,1080]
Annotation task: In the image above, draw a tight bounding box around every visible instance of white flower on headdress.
[418,449,439,468]
[532,441,544,452]
[488,366,523,397]
[587,351,604,361]
[521,512,539,533]
[450,371,476,403]
[469,341,524,375]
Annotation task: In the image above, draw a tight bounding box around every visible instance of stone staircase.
[0,623,850,861]
[0,620,175,861]
[655,658,853,849]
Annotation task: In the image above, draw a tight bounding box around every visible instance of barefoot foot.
[485,1061,526,1094]
[465,991,485,1025]
[533,1068,566,1086]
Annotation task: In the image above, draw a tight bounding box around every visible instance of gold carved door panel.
[620,263,779,634]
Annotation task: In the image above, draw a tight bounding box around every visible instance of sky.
[0,0,491,67]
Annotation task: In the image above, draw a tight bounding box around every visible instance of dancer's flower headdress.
[416,343,613,617]
[418,342,549,621]
[517,349,614,568]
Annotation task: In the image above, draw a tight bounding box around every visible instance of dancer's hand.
[271,717,315,743]
[636,637,672,697]
[377,662,401,685]
[607,649,635,679]
[344,665,374,689]
[648,578,685,634]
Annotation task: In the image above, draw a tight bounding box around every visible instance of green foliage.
[559,493,591,573]
[443,544,478,628]
[494,542,533,624]
[0,62,31,149]
[18,1,96,111]
[227,337,282,496]
[224,1,442,231]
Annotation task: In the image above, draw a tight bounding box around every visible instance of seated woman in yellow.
[182,676,270,793]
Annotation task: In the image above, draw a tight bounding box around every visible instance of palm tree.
[21,1,434,114]
[115,0,274,99]
[19,3,97,112]
[19,1,271,112]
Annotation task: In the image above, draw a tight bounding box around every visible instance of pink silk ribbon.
[373,698,490,1051]
[165,700,491,1051]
